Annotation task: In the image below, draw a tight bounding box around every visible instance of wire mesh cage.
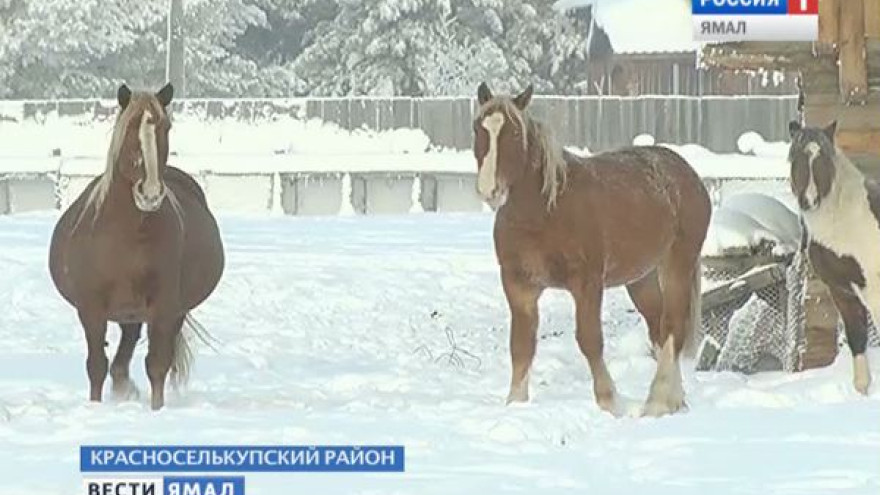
[697,249,880,374]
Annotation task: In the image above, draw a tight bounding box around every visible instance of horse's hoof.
[853,355,871,395]
[505,391,529,405]
[597,395,623,418]
[854,377,871,396]
[112,380,141,401]
[641,398,686,418]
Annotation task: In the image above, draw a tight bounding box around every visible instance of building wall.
[598,53,799,97]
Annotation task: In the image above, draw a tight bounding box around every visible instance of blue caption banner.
[164,476,245,495]
[692,0,788,15]
[80,445,405,473]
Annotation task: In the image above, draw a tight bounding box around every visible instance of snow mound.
[633,134,655,146]
[723,193,801,247]
[737,131,791,159]
[703,193,801,258]
[0,113,434,159]
[737,131,764,155]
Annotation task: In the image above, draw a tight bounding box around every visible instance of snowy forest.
[0,0,611,99]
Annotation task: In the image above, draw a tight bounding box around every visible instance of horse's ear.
[117,84,132,110]
[823,120,837,143]
[513,84,534,110]
[477,82,493,105]
[788,120,802,139]
[156,82,174,107]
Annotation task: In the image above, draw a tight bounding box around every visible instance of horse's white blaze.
[139,110,161,198]
[804,141,821,207]
[478,112,505,199]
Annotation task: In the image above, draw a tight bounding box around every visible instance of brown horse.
[472,83,711,416]
[48,83,224,411]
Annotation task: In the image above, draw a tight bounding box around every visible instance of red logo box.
[789,0,819,15]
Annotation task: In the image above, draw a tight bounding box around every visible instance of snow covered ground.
[0,212,878,495]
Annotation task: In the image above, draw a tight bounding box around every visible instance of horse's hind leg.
[643,247,700,417]
[110,323,142,400]
[145,315,185,411]
[829,287,871,394]
[572,277,620,416]
[626,270,664,356]
[77,309,108,402]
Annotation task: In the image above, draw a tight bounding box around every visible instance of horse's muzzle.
[133,180,167,212]
[479,187,508,211]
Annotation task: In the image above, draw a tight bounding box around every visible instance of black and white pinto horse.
[788,120,879,395]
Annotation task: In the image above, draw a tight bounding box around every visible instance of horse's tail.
[170,313,219,387]
[682,258,703,360]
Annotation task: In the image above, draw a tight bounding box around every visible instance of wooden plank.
[835,129,880,155]
[818,0,840,52]
[801,275,839,370]
[800,66,840,94]
[701,42,819,71]
[701,263,787,311]
[805,96,880,129]
[839,0,869,103]
[869,40,880,90]
[866,0,880,38]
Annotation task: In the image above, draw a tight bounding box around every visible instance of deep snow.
[0,212,878,495]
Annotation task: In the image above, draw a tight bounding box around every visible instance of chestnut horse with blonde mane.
[473,83,710,416]
[49,83,224,410]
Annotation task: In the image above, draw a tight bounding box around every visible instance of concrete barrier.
[350,172,419,215]
[0,174,56,213]
[0,171,796,216]
[201,173,275,213]
[280,172,344,216]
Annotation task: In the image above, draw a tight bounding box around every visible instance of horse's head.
[787,120,838,211]
[111,83,174,213]
[472,82,534,209]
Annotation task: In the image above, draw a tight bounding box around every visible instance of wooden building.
[604,51,798,96]
[559,0,798,96]
[701,0,880,369]
[702,0,880,173]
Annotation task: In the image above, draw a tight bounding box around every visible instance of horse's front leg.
[77,308,108,402]
[501,269,543,404]
[830,286,872,395]
[110,323,142,400]
[571,277,620,416]
[145,313,184,411]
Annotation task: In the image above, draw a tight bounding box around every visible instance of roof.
[554,0,702,55]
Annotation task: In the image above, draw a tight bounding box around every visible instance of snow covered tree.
[183,0,270,96]
[235,0,336,67]
[295,0,459,96]
[0,0,607,98]
[0,0,166,98]
[293,0,602,96]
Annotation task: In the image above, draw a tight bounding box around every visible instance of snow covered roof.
[555,0,702,55]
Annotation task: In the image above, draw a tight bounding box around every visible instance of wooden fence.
[1,95,799,154]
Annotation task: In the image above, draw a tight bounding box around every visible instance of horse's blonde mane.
[478,98,568,210]
[74,93,164,230]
